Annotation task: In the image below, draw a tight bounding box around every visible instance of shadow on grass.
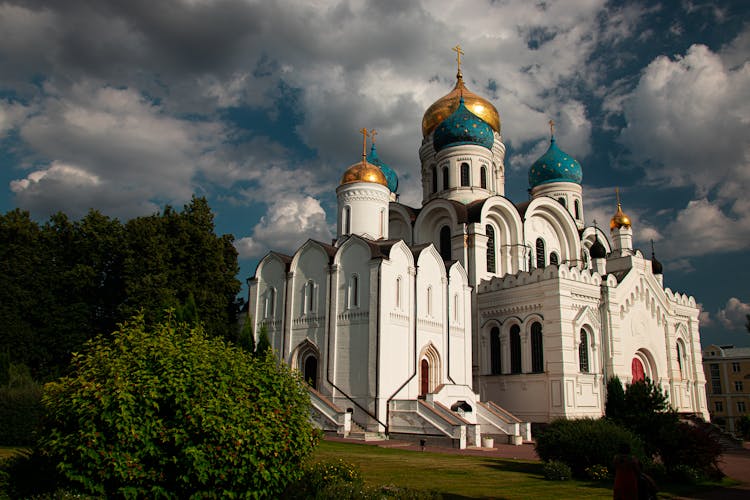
[477,457,545,477]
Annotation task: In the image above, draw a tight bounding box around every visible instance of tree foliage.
[605,375,625,419]
[0,198,241,380]
[38,314,317,498]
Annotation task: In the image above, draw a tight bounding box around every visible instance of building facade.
[247,56,709,445]
[703,345,750,434]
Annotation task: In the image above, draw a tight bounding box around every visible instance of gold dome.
[422,75,500,137]
[610,203,632,230]
[340,160,388,187]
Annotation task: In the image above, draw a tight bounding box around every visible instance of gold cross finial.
[452,44,464,78]
[615,187,622,208]
[549,119,555,137]
[370,129,377,145]
[359,127,368,160]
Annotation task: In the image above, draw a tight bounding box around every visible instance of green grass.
[311,440,739,499]
[312,440,612,499]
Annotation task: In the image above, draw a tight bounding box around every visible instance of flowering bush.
[543,460,572,481]
[584,464,610,481]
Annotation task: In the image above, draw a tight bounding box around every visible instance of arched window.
[395,277,402,309]
[265,287,276,318]
[490,327,501,374]
[426,286,433,316]
[579,329,589,373]
[305,280,315,314]
[676,341,684,374]
[453,293,460,322]
[304,355,318,389]
[350,274,359,308]
[510,325,521,374]
[480,166,487,189]
[439,226,451,260]
[343,206,351,235]
[531,322,544,373]
[550,252,559,266]
[460,162,470,186]
[558,197,566,207]
[442,166,449,190]
[431,165,437,193]
[574,200,581,219]
[379,208,385,238]
[486,225,496,273]
[528,249,533,271]
[536,238,546,269]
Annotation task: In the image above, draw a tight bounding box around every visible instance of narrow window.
[531,322,544,373]
[550,252,559,266]
[305,281,315,314]
[453,293,460,322]
[536,238,545,269]
[480,166,487,189]
[735,381,744,392]
[579,329,589,373]
[486,225,496,273]
[379,208,385,238]
[431,165,437,193]
[738,401,747,413]
[733,362,740,373]
[426,286,433,316]
[460,163,470,186]
[574,200,581,219]
[442,166,449,190]
[350,274,359,308]
[490,327,501,374]
[676,342,683,374]
[528,249,533,271]
[439,226,451,260]
[343,206,351,235]
[715,401,723,412]
[396,277,402,309]
[268,288,276,318]
[510,325,521,374]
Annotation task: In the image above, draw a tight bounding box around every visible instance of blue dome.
[367,144,398,193]
[528,136,583,188]
[433,97,494,153]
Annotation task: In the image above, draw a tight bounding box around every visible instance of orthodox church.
[247,50,709,447]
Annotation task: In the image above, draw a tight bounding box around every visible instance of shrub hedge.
[535,418,644,478]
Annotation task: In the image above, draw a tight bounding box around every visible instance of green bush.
[37,314,317,498]
[658,422,723,478]
[542,460,571,481]
[0,364,43,446]
[535,418,644,478]
[285,459,364,499]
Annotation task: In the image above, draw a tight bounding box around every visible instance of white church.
[247,51,709,448]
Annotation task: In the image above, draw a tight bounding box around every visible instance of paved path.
[325,436,750,498]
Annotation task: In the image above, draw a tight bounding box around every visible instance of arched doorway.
[631,357,645,382]
[420,359,429,398]
[304,355,318,389]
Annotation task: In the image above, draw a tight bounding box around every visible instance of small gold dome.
[610,203,632,230]
[422,75,500,137]
[340,160,388,187]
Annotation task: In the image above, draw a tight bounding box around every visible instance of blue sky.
[0,0,748,347]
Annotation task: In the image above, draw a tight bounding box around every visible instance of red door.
[631,358,645,382]
[420,359,429,397]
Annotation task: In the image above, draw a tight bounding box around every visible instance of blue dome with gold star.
[528,136,582,188]
[367,143,398,193]
[433,97,494,153]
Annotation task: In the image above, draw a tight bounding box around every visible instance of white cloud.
[235,195,333,259]
[0,99,30,137]
[715,297,750,332]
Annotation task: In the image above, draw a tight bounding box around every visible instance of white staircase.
[476,400,531,444]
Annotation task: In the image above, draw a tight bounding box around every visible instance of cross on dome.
[452,44,464,79]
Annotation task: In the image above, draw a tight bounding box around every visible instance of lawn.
[312,440,612,499]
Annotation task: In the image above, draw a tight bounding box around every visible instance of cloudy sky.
[1,0,748,347]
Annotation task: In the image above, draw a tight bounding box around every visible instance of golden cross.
[359,127,368,159]
[452,44,464,74]
[370,129,377,145]
[549,119,555,137]
[615,187,621,208]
